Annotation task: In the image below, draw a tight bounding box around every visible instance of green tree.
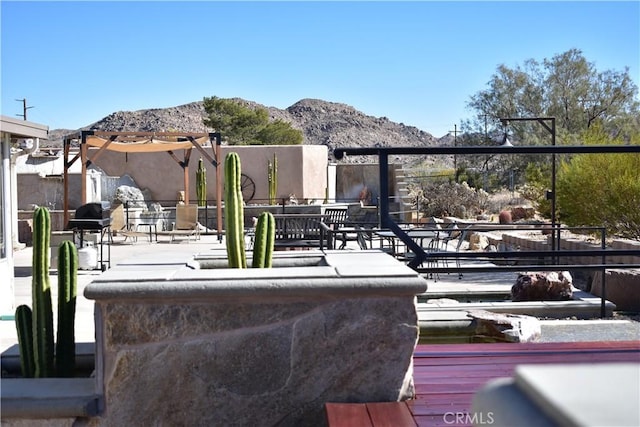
[203,96,302,145]
[556,123,640,240]
[256,120,303,145]
[465,49,639,142]
[461,48,639,193]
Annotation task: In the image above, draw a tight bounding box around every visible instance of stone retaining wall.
[500,233,640,266]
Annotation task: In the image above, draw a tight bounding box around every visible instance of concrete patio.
[2,232,638,355]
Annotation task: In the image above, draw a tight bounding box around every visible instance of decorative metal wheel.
[240,173,256,202]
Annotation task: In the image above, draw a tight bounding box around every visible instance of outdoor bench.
[272,214,325,249]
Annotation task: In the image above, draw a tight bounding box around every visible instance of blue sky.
[1,1,638,138]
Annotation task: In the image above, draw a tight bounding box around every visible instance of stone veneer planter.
[83,250,427,426]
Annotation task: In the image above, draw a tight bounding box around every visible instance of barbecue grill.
[66,201,112,270]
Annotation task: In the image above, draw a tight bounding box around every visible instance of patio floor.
[410,341,640,426]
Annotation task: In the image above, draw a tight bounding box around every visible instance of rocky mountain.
[48,98,448,165]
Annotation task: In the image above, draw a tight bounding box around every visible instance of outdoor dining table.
[374,228,441,257]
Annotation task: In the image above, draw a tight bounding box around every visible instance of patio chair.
[452,225,472,279]
[323,208,359,249]
[158,204,201,243]
[356,226,394,256]
[110,204,148,243]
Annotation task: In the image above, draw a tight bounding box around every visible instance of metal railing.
[333,143,640,318]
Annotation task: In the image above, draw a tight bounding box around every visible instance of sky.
[1,1,638,138]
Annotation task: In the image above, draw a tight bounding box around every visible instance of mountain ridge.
[48,98,453,164]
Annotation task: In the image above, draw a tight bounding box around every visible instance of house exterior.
[0,115,48,317]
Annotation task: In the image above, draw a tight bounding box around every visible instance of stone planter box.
[83,250,427,426]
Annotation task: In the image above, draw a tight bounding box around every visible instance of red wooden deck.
[327,340,640,427]
[411,341,640,427]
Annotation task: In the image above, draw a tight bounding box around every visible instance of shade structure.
[62,131,223,239]
[84,134,210,153]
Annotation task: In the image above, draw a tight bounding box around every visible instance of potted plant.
[2,207,100,422]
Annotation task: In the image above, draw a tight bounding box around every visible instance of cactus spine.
[268,153,277,205]
[31,206,54,377]
[15,207,78,377]
[56,240,78,377]
[196,157,207,207]
[225,152,247,268]
[252,211,275,268]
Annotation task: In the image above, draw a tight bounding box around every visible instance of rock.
[148,202,164,213]
[468,310,541,343]
[511,271,573,302]
[114,185,146,208]
[590,269,640,311]
[469,233,489,250]
[510,206,535,221]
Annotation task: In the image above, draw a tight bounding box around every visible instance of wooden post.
[81,137,87,206]
[63,139,70,225]
[183,148,192,204]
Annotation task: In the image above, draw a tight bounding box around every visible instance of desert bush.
[409,181,488,219]
[521,163,552,218]
[556,124,640,240]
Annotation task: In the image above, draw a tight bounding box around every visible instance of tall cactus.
[268,153,278,205]
[31,206,54,377]
[15,206,78,378]
[196,157,207,207]
[225,152,247,268]
[252,211,275,268]
[56,240,78,377]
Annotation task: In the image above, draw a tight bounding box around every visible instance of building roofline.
[0,115,49,139]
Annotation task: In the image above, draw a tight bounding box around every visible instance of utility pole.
[449,124,461,183]
[15,98,34,120]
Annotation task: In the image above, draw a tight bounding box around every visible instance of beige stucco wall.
[88,144,328,205]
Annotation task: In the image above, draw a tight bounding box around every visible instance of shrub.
[409,181,488,219]
[556,125,640,240]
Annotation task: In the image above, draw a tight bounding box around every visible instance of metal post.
[551,118,557,253]
[600,228,607,318]
[379,151,390,229]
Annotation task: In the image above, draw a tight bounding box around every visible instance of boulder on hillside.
[511,271,573,301]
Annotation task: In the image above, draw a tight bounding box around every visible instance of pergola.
[62,130,223,235]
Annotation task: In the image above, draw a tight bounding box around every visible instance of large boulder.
[468,310,541,343]
[114,185,146,208]
[511,271,573,302]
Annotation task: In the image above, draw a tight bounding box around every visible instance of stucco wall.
[87,144,328,205]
